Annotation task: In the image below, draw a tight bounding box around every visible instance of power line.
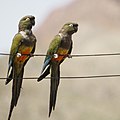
[1,74,120,80]
[1,52,120,58]
[1,52,120,80]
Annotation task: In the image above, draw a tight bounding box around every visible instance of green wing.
[42,34,61,71]
[47,35,62,55]
[43,34,62,70]
[38,35,61,80]
[7,33,24,77]
[10,33,24,56]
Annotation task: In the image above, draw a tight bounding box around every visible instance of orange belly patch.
[17,48,32,62]
[52,48,69,62]
[52,56,64,62]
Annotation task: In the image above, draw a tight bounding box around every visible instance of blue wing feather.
[37,56,52,81]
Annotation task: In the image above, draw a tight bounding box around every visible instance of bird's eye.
[25,18,30,21]
[69,24,73,27]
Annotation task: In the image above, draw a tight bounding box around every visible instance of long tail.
[37,65,50,81]
[37,56,51,82]
[6,69,13,85]
[6,59,13,85]
[49,61,60,117]
[8,68,24,120]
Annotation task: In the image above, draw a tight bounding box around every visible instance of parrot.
[37,22,78,117]
[5,15,36,120]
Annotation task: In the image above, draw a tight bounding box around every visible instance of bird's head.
[59,22,78,35]
[18,15,35,31]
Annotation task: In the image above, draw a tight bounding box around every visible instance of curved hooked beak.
[31,19,35,26]
[73,24,78,32]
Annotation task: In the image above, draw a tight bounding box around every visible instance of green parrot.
[6,15,36,120]
[37,22,78,117]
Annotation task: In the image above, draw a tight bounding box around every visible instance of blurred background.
[1,0,120,120]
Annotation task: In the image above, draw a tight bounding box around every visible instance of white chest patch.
[20,31,28,38]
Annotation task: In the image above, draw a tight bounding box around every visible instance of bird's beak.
[74,24,78,32]
[31,19,35,26]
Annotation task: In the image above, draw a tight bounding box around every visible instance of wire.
[1,74,120,80]
[1,52,120,80]
[1,52,120,57]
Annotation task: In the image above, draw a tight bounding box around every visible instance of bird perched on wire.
[37,22,78,117]
[6,15,36,120]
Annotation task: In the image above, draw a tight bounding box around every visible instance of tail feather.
[37,65,50,81]
[6,67,13,85]
[6,70,13,85]
[14,69,24,106]
[8,97,15,120]
[49,62,60,117]
[7,68,24,120]
[37,56,51,82]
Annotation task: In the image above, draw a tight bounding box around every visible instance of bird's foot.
[67,54,72,58]
[29,53,34,57]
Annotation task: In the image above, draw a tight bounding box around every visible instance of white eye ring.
[69,24,73,27]
[26,18,30,21]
